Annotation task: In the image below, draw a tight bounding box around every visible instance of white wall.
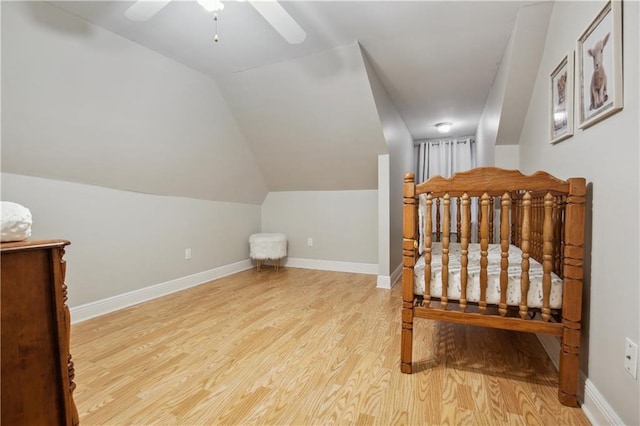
[494,3,552,146]
[1,1,267,204]
[361,50,414,280]
[476,28,513,167]
[1,2,389,314]
[518,1,639,423]
[258,47,413,281]
[1,1,269,311]
[377,155,390,278]
[494,145,520,170]
[217,42,388,192]
[477,2,552,165]
[261,190,378,265]
[1,174,261,308]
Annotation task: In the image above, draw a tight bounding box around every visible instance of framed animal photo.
[550,52,574,144]
[577,0,623,129]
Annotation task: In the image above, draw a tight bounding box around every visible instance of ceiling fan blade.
[124,0,172,21]
[248,0,306,44]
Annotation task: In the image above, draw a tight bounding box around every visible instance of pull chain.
[213,12,219,42]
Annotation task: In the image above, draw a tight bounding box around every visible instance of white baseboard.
[284,257,378,275]
[71,259,253,324]
[582,378,626,426]
[71,257,378,323]
[377,263,402,289]
[536,334,624,425]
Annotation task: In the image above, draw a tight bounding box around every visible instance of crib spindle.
[460,193,470,313]
[499,193,511,317]
[479,193,490,314]
[536,197,543,261]
[553,197,560,274]
[456,197,461,243]
[533,198,538,259]
[441,193,450,309]
[540,198,546,260]
[511,196,517,244]
[542,192,554,321]
[489,197,495,244]
[519,192,532,319]
[436,198,441,243]
[539,198,545,260]
[517,197,523,247]
[532,198,538,260]
[560,196,566,277]
[424,194,433,306]
[477,197,482,244]
[532,197,538,261]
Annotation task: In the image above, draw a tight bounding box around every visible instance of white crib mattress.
[414,243,563,309]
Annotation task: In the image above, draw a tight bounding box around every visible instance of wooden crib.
[401,167,586,407]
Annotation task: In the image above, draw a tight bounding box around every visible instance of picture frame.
[550,52,574,144]
[577,0,623,129]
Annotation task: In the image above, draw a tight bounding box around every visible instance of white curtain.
[414,137,476,182]
[414,138,478,243]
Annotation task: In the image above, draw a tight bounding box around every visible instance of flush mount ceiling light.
[435,122,453,134]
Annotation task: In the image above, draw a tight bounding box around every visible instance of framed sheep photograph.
[550,52,574,144]
[577,0,623,129]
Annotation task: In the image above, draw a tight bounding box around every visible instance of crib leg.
[401,303,413,374]
[558,320,580,407]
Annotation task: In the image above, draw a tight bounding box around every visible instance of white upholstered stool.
[249,233,287,271]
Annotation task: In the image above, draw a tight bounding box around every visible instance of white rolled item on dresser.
[1,201,32,242]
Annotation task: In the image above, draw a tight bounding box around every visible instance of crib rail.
[430,194,566,273]
[404,167,583,322]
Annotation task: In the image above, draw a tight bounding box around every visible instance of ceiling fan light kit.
[124,0,306,45]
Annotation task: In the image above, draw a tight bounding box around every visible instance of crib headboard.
[403,167,586,278]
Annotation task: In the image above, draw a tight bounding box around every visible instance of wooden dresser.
[1,240,79,426]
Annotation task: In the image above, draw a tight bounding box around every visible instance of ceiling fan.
[124,0,307,44]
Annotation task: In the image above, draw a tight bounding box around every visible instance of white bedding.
[414,243,563,309]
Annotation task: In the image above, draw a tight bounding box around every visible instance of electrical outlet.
[307,237,313,247]
[185,248,192,260]
[624,338,638,378]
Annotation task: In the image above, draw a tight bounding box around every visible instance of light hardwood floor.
[71,268,590,425]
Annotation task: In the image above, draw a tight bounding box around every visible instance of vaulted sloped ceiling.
[495,2,553,146]
[1,3,387,203]
[2,1,551,203]
[1,2,270,204]
[217,42,388,191]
